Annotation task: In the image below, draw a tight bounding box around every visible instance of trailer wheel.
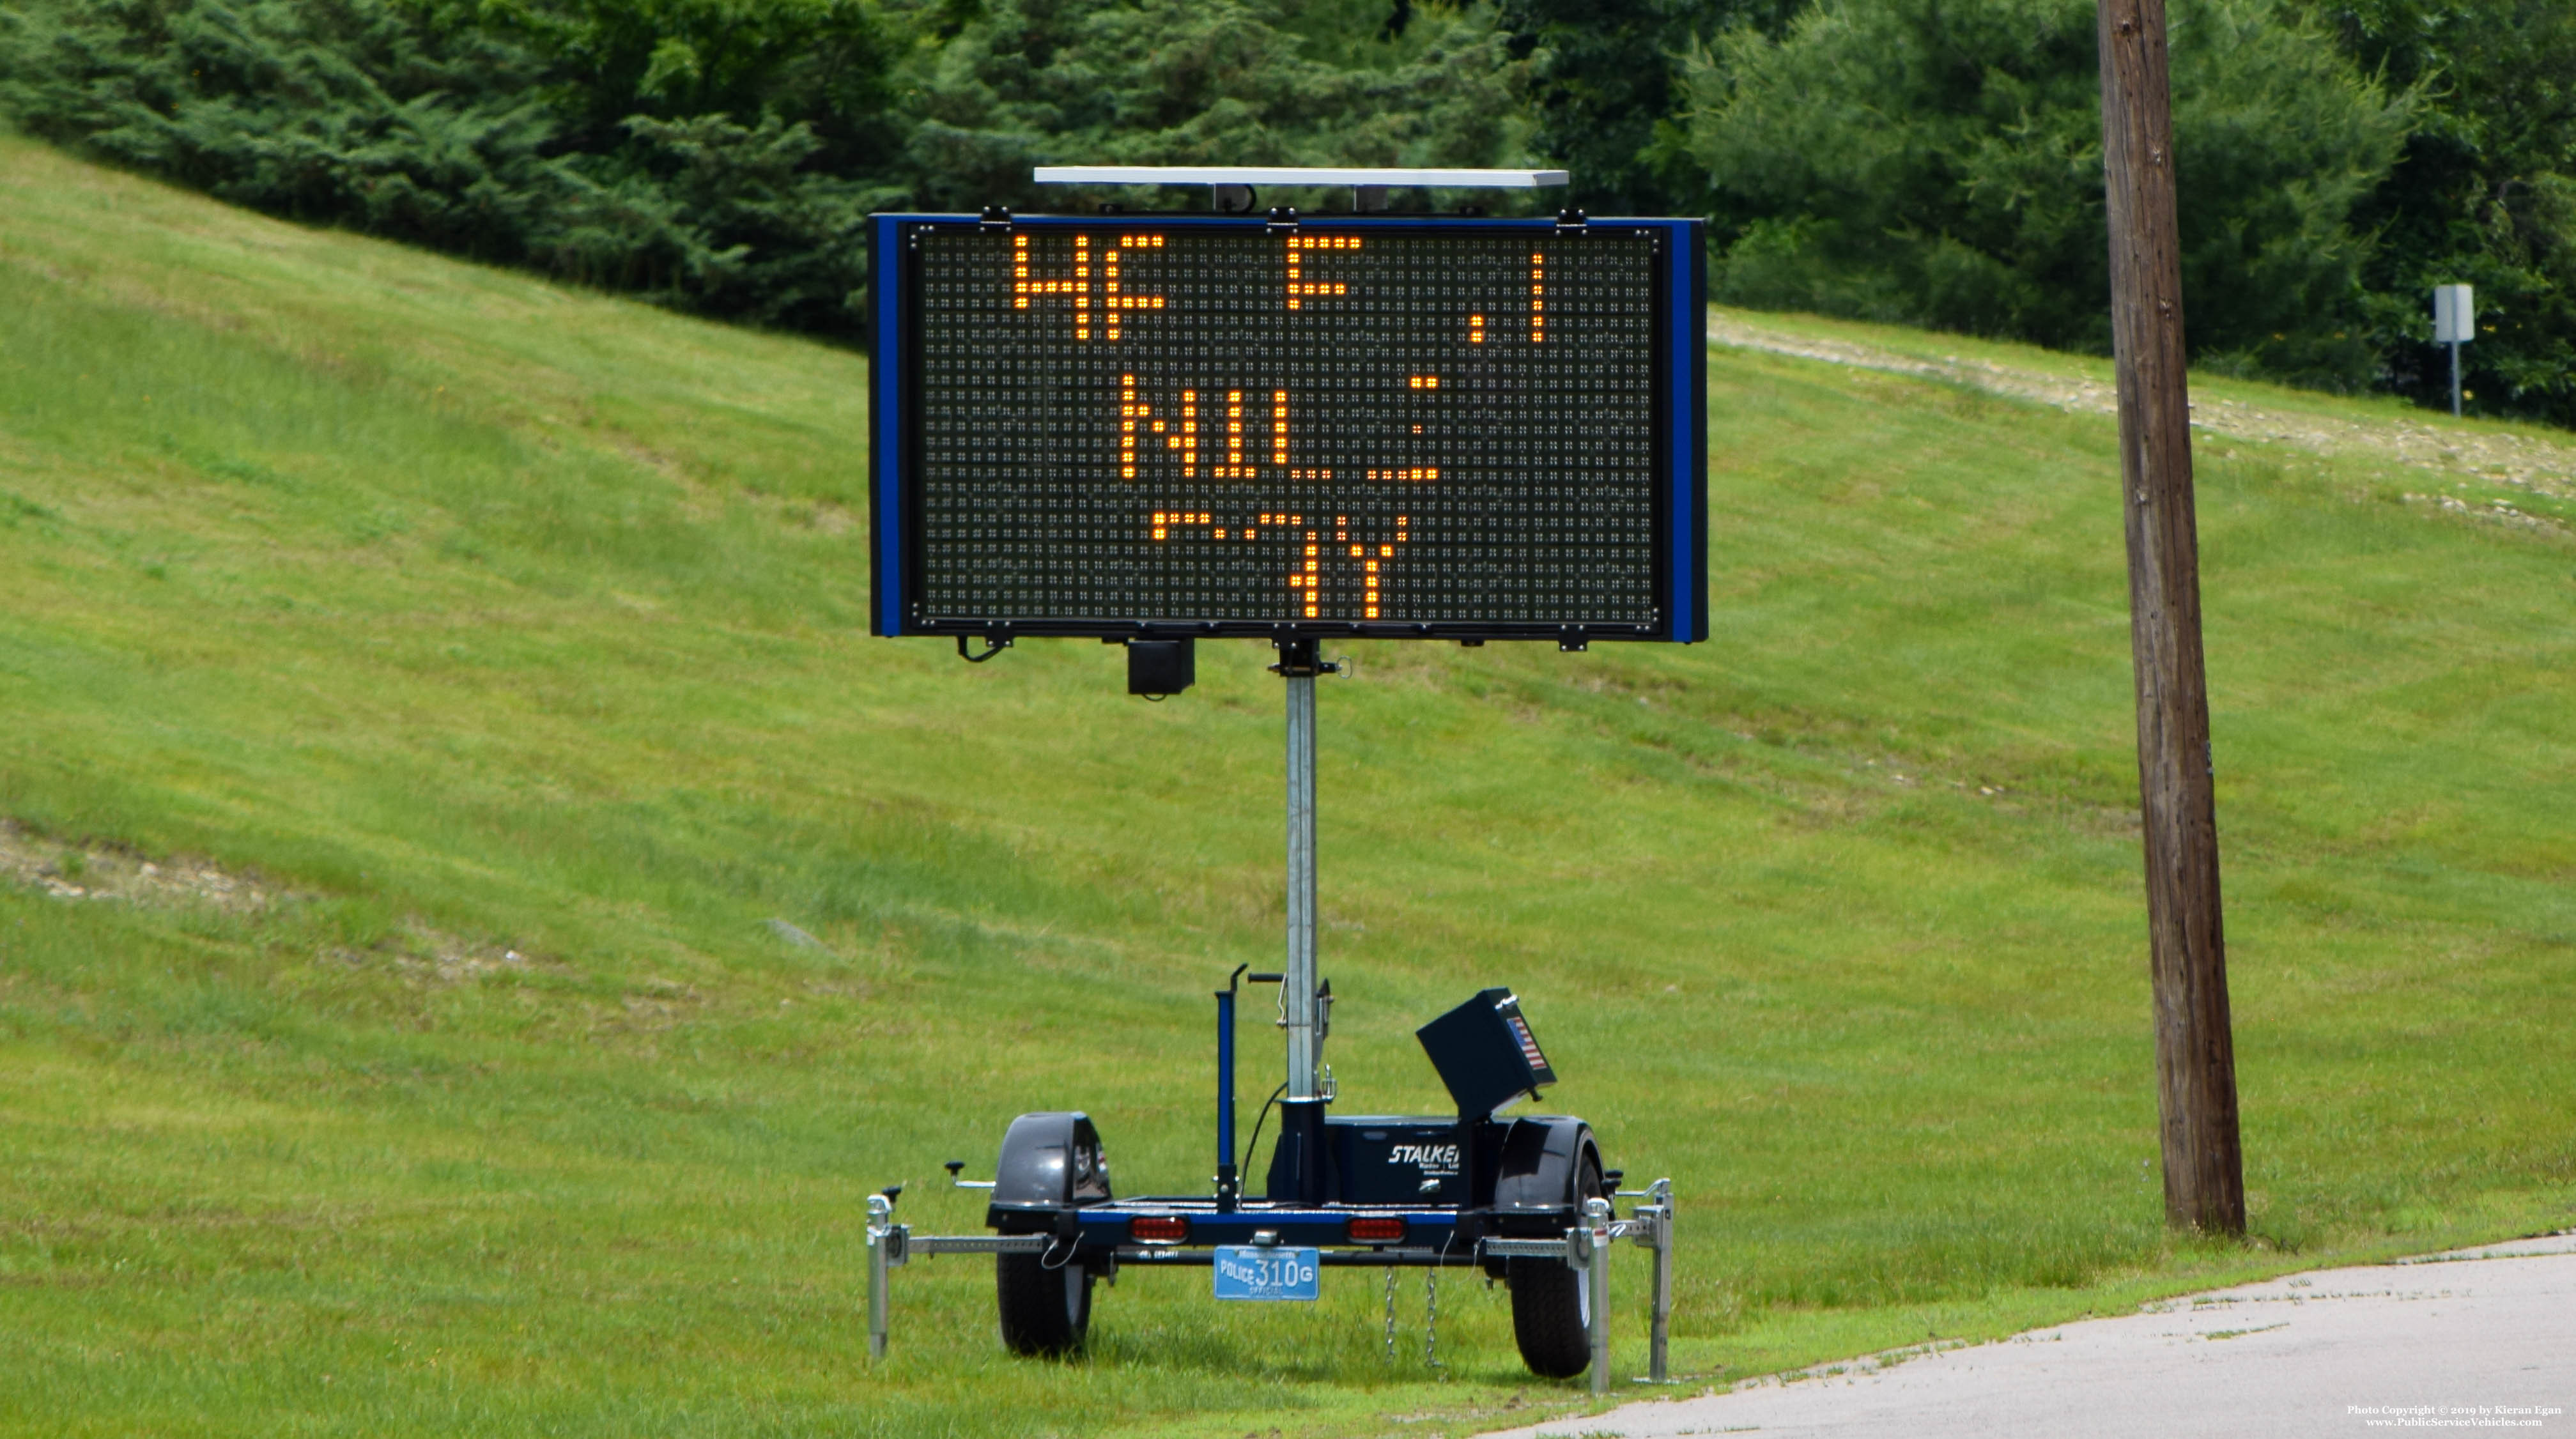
[1507,1148,1603,1379]
[997,1249,1093,1356]
[1506,1255,1591,1378]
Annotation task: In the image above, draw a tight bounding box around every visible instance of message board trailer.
[863,186,1698,1388]
[868,211,1706,647]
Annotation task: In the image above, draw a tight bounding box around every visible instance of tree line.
[4,0,2568,424]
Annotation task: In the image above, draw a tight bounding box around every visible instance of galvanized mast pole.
[1283,665,1319,1101]
[1267,638,1333,1203]
[2097,0,2246,1234]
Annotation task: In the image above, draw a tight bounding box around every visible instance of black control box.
[1126,638,1194,696]
[1326,1116,1464,1204]
[1415,988,1557,1122]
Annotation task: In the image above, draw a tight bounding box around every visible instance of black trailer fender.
[1486,1116,1603,1233]
[986,1112,1113,1231]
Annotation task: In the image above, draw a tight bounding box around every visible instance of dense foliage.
[2291,0,2576,419]
[1679,0,2412,387]
[897,0,1527,215]
[0,0,1529,339]
[1494,0,1800,220]
[0,0,901,334]
[0,1,569,261]
[2,0,2571,420]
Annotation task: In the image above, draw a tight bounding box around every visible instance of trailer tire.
[1506,1256,1591,1378]
[1507,1147,1603,1380]
[997,1249,1093,1356]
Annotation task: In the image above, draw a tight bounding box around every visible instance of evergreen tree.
[2294,0,2576,422]
[1680,0,2414,385]
[0,0,902,337]
[2,1,1535,335]
[0,0,576,262]
[1495,0,1801,219]
[890,0,1531,215]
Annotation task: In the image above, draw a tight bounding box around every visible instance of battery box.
[1323,1116,1518,1206]
[1325,1116,1465,1204]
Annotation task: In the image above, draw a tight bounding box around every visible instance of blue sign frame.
[868,212,1707,645]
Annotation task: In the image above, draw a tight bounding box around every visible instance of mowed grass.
[2,132,2572,1438]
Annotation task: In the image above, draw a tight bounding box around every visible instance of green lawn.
[2,134,2570,1437]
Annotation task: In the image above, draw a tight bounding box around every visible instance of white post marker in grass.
[2434,283,2474,417]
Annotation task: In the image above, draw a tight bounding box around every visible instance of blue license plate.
[1212,1245,1320,1302]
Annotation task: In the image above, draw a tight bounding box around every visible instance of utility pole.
[2096,0,2245,1235]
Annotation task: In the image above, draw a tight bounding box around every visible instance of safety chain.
[1423,1268,1443,1371]
[1382,1268,1399,1364]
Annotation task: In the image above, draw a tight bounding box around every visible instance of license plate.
[1212,1245,1320,1302]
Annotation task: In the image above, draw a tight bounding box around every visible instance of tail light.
[1128,1215,1191,1243]
[1346,1216,1408,1244]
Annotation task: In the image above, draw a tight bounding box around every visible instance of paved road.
[1483,1235,2575,1438]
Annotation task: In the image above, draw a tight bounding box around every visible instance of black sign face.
[870,215,1706,643]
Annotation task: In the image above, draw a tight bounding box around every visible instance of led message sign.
[868,214,1705,643]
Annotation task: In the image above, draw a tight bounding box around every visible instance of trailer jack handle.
[1217,970,1286,1210]
[1215,966,1247,1210]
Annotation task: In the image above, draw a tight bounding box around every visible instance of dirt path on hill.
[1706,311,2576,508]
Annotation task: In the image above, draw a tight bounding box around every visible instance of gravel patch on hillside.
[0,818,537,981]
[0,817,275,911]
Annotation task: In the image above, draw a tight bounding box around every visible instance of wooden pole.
[2096,0,2245,1235]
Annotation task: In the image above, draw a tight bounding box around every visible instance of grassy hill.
[3,131,2572,1438]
